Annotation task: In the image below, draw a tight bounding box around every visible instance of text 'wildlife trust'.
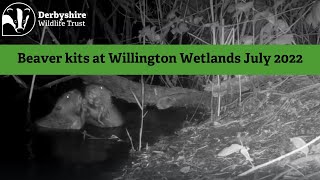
[17,52,303,66]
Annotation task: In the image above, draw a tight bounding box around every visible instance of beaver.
[83,85,124,128]
[36,90,85,130]
[36,85,124,130]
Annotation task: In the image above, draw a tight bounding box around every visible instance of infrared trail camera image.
[3,75,320,180]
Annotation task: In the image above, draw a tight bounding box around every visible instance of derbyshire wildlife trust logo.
[1,2,36,36]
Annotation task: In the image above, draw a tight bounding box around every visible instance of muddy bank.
[121,76,320,180]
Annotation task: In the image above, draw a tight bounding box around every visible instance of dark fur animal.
[36,90,85,130]
[83,85,124,128]
[36,85,124,130]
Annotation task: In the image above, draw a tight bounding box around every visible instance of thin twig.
[39,26,47,44]
[40,75,79,89]
[138,75,145,151]
[210,75,214,121]
[217,75,221,117]
[11,75,28,88]
[26,75,36,159]
[126,128,136,151]
[238,135,320,176]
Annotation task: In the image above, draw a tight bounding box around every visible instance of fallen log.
[80,76,212,110]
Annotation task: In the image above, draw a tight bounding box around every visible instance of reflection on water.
[30,125,129,180]
[26,106,199,180]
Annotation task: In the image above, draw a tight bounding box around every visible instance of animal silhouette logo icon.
[2,2,36,36]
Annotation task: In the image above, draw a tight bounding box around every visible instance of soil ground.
[117,76,320,180]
